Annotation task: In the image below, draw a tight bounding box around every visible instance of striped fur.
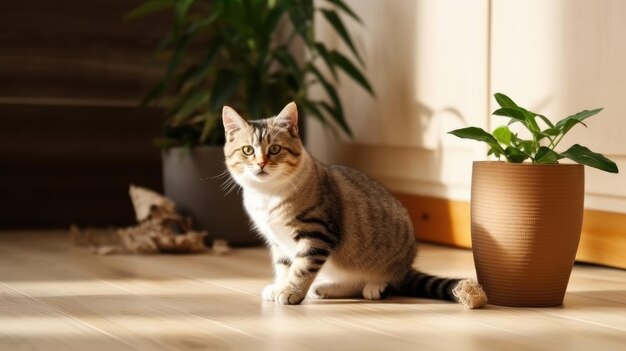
[222,103,486,308]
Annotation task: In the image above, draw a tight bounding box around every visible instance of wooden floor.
[1,231,625,351]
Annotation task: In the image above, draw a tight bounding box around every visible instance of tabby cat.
[222,102,487,308]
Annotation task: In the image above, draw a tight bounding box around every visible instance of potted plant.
[449,93,619,307]
[129,0,373,245]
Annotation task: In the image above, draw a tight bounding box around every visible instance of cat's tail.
[397,269,488,309]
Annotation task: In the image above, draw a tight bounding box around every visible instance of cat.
[222,102,487,308]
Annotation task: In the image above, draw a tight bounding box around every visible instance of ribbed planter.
[471,161,584,307]
[162,146,259,246]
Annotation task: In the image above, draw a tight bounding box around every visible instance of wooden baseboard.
[394,193,626,269]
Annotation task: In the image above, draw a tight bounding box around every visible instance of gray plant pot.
[162,146,260,246]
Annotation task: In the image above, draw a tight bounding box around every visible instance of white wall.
[308,0,626,213]
[490,0,626,212]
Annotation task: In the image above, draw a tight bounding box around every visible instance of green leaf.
[187,10,221,33]
[274,47,302,87]
[555,108,603,134]
[174,0,194,24]
[504,146,530,163]
[493,107,527,123]
[261,3,284,35]
[208,69,241,112]
[301,100,331,128]
[171,89,211,125]
[309,64,347,134]
[488,146,502,158]
[323,0,362,23]
[162,33,192,97]
[519,140,537,155]
[314,42,337,79]
[329,50,374,96]
[561,119,588,135]
[319,101,352,137]
[125,0,174,21]
[541,127,561,137]
[536,114,555,128]
[141,80,166,107]
[199,113,218,143]
[494,93,519,108]
[494,106,541,142]
[560,144,619,173]
[175,38,222,92]
[492,125,512,145]
[448,127,505,155]
[534,146,562,164]
[288,0,314,46]
[320,9,363,64]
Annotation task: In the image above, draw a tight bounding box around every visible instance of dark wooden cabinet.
[0,0,169,227]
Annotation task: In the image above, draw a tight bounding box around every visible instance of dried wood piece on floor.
[71,185,208,254]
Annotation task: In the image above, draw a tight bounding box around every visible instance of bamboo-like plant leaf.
[535,146,562,164]
[133,0,372,146]
[320,9,362,64]
[314,42,337,79]
[141,80,166,107]
[288,0,314,46]
[329,50,374,96]
[199,113,218,143]
[309,64,346,129]
[262,3,286,35]
[175,38,222,92]
[301,100,331,129]
[172,89,211,126]
[125,0,174,21]
[208,69,241,112]
[560,144,619,173]
[323,0,362,23]
[319,101,352,137]
[161,33,192,97]
[187,11,221,33]
[274,47,302,86]
[174,0,194,25]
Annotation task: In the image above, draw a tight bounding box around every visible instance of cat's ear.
[275,102,299,136]
[222,106,247,135]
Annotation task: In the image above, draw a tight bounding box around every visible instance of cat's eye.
[268,144,282,155]
[241,145,254,156]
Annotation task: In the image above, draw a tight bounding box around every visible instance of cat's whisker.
[222,180,240,197]
[201,169,231,181]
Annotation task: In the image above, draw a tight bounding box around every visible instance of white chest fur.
[243,190,298,256]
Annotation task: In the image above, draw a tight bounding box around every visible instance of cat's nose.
[258,162,267,170]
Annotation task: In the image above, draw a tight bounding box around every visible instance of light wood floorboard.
[1,231,625,351]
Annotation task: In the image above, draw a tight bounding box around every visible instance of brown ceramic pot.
[471,161,584,307]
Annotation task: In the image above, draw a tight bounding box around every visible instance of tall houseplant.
[130,0,373,244]
[449,93,618,307]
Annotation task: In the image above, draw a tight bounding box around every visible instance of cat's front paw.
[262,284,280,301]
[276,288,305,305]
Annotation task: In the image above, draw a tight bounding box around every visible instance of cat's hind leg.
[362,282,391,300]
[311,282,364,299]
